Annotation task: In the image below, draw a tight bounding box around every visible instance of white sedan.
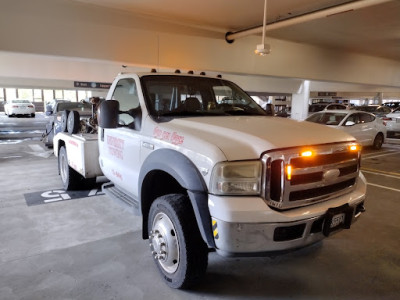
[4,99,36,117]
[306,110,387,149]
[383,107,400,138]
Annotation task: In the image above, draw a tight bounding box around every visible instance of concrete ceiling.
[70,0,400,61]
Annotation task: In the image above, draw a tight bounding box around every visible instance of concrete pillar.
[377,92,383,105]
[291,80,310,120]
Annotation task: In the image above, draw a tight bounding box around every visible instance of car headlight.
[210,161,262,195]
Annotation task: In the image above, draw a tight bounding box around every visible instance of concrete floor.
[0,139,399,300]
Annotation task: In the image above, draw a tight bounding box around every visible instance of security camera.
[255,44,271,56]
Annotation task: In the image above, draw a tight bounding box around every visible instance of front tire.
[148,194,208,289]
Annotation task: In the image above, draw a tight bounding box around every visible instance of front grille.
[262,142,360,210]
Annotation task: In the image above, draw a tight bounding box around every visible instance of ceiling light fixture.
[255,0,271,56]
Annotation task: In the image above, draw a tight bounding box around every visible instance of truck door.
[99,77,142,198]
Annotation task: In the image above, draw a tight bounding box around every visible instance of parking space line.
[361,168,400,179]
[367,182,400,193]
[362,151,398,160]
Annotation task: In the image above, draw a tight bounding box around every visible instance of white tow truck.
[54,71,366,289]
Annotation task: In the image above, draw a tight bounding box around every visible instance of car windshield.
[309,104,327,112]
[353,106,377,112]
[392,107,400,113]
[57,102,92,114]
[306,112,347,125]
[141,75,266,120]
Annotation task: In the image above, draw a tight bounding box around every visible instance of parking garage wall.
[1,0,400,89]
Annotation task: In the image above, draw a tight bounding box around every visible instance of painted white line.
[29,144,44,152]
[367,182,400,193]
[362,151,398,160]
[362,170,400,179]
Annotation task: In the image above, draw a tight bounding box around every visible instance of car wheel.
[61,110,70,132]
[67,110,80,134]
[148,194,208,289]
[372,133,384,150]
[58,146,95,190]
[31,113,35,118]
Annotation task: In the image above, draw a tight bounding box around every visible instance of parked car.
[43,101,92,148]
[276,107,291,118]
[45,99,70,115]
[383,102,400,109]
[308,102,331,113]
[351,105,392,118]
[383,107,400,138]
[305,110,387,149]
[308,103,348,114]
[324,103,348,110]
[4,99,35,117]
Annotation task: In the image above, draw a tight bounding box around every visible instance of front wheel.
[148,194,208,289]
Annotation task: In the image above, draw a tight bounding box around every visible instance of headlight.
[210,161,262,195]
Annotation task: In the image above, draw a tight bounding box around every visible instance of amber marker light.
[349,144,359,151]
[286,165,292,180]
[301,150,313,157]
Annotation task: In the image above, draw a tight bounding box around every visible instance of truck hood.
[163,116,355,161]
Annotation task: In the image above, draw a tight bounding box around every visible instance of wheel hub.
[149,212,179,274]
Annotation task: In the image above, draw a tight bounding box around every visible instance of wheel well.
[141,170,186,239]
[57,140,66,175]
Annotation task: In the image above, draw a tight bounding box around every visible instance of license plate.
[396,118,400,123]
[330,213,345,228]
[323,204,354,237]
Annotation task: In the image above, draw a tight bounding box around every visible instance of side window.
[359,113,374,123]
[344,114,358,126]
[112,78,139,126]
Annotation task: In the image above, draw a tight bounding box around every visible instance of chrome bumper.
[213,200,365,257]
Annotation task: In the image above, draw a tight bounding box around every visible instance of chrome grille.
[262,142,360,210]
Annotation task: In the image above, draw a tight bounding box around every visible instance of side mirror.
[98,100,119,128]
[45,105,53,115]
[345,121,355,126]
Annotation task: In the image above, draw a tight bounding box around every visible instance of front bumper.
[209,173,366,257]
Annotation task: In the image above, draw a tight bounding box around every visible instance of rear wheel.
[372,133,384,150]
[67,110,80,134]
[61,110,70,132]
[148,194,208,289]
[58,146,95,190]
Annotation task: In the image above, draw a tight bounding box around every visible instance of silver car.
[306,110,387,149]
[384,107,400,138]
[4,99,35,117]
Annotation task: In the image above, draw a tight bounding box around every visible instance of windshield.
[57,102,92,114]
[306,112,347,125]
[141,75,266,120]
[353,106,377,112]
